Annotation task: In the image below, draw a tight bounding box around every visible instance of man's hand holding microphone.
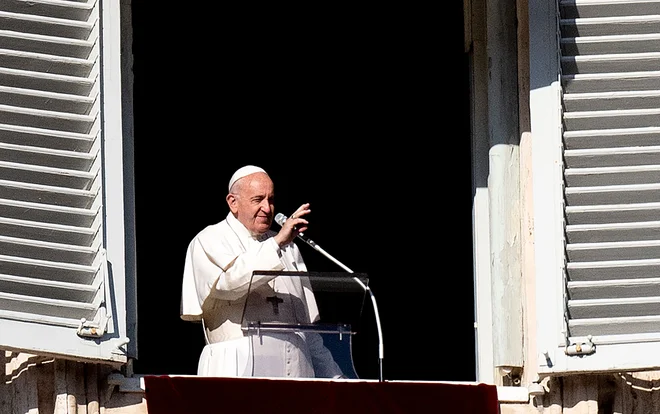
[273,203,311,248]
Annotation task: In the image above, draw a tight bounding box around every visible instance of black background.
[130,4,474,381]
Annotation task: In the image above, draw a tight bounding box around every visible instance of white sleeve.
[210,237,284,301]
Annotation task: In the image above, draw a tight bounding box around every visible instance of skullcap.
[228,165,267,192]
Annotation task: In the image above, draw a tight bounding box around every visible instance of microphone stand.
[300,237,385,382]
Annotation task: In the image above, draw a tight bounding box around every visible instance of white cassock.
[180,212,344,378]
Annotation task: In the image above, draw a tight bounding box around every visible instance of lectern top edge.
[251,270,369,283]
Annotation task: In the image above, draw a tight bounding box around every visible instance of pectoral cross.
[266,296,284,315]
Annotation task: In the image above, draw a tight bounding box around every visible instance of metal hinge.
[77,306,111,338]
[77,250,111,338]
[565,335,596,356]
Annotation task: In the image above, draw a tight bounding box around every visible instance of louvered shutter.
[0,0,131,364]
[538,0,660,374]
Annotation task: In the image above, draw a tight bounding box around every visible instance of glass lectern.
[240,270,369,379]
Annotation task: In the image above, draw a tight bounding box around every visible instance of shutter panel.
[0,0,130,364]
[557,0,660,371]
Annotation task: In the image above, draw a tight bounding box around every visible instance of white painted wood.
[0,0,130,364]
[101,0,133,359]
[487,0,524,370]
[528,0,566,377]
[473,186,493,382]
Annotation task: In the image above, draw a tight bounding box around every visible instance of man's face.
[229,172,275,235]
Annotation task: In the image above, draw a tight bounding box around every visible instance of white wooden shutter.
[540,0,660,374]
[0,0,131,364]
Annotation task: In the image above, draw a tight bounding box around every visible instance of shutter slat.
[562,33,660,55]
[0,141,98,170]
[0,254,97,285]
[561,15,660,37]
[0,197,98,226]
[565,146,660,167]
[0,235,97,264]
[0,291,98,319]
[0,124,96,151]
[567,259,660,281]
[569,296,660,319]
[0,272,98,302]
[565,185,660,205]
[0,180,97,208]
[0,29,95,58]
[564,108,660,129]
[562,52,660,74]
[0,309,85,328]
[0,10,94,39]
[568,277,660,299]
[0,48,95,77]
[569,315,660,336]
[565,165,660,186]
[564,126,660,149]
[0,67,96,96]
[563,71,660,93]
[566,202,660,224]
[564,90,660,111]
[560,0,660,19]
[0,215,97,245]
[0,85,96,113]
[567,240,660,261]
[0,162,96,189]
[1,0,95,22]
[566,221,660,243]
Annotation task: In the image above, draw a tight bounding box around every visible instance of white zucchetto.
[228,165,267,192]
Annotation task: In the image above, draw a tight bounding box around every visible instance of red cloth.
[144,376,499,414]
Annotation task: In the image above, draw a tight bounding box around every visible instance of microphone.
[274,213,316,246]
[275,211,385,381]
